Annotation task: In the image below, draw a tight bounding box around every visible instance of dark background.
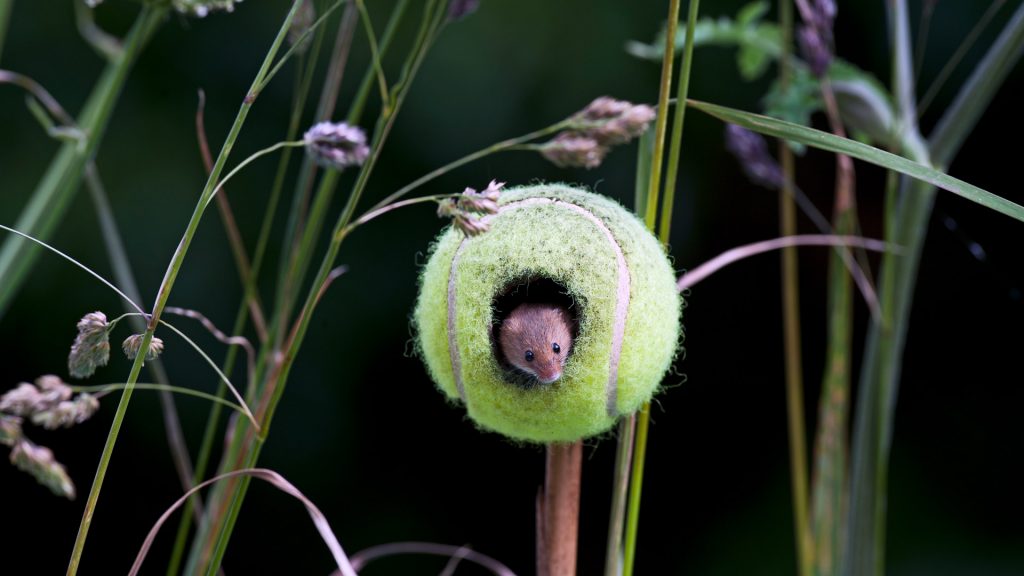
[2,1,1022,574]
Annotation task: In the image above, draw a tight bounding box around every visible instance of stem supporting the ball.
[537,440,583,576]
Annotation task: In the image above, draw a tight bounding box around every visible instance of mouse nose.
[537,365,562,384]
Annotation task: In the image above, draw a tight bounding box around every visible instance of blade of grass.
[687,100,1024,222]
[0,4,166,320]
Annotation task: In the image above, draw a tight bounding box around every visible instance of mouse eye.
[552,343,561,354]
[525,350,535,362]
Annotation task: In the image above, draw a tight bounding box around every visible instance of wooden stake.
[537,440,583,576]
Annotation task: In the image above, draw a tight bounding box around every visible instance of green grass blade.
[688,99,1024,223]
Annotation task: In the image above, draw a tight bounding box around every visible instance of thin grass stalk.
[622,403,650,576]
[641,0,680,229]
[657,0,699,242]
[66,4,305,573]
[604,414,635,576]
[200,5,445,573]
[623,1,687,573]
[0,4,166,319]
[847,2,920,574]
[84,164,199,513]
[809,50,859,571]
[776,3,810,571]
[606,125,654,576]
[810,206,853,576]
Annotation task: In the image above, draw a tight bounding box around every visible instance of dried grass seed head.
[122,334,165,361]
[438,181,505,237]
[541,133,609,169]
[304,121,370,170]
[1,375,73,417]
[10,439,75,499]
[68,311,111,379]
[31,394,100,430]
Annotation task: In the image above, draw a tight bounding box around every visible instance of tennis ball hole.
[490,276,582,385]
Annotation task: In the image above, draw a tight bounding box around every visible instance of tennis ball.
[414,184,682,443]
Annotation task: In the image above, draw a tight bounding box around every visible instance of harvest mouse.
[497,302,573,384]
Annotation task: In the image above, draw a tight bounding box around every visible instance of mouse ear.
[413,184,683,443]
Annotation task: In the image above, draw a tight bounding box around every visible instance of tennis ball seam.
[446,197,632,416]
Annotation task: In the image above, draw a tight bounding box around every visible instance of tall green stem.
[65,4,303,573]
[623,1,690,574]
[777,1,810,574]
[0,5,166,319]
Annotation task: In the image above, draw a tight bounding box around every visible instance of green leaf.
[690,99,1024,223]
[626,1,781,81]
[829,60,896,149]
[736,0,769,28]
[763,67,822,153]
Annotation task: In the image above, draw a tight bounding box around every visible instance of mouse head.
[498,303,573,384]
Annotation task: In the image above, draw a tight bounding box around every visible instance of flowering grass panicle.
[437,180,504,237]
[122,334,165,361]
[68,312,110,379]
[10,440,75,499]
[304,122,370,170]
[540,97,655,169]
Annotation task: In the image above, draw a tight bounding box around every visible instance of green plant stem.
[622,403,650,576]
[657,0,698,243]
[641,0,680,229]
[65,4,304,573]
[847,12,1024,571]
[0,4,166,320]
[624,1,687,573]
[201,4,445,574]
[777,2,810,574]
[604,414,635,576]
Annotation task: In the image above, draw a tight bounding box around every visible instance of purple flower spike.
[304,122,370,170]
